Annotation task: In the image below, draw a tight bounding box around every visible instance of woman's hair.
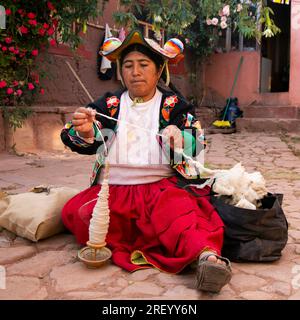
[120,44,165,70]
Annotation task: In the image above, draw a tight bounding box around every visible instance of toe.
[207,255,218,263]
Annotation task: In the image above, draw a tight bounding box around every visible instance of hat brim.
[100,30,179,62]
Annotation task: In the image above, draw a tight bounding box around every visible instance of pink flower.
[0,80,7,88]
[19,26,29,34]
[27,13,36,19]
[31,49,39,56]
[221,16,227,22]
[211,18,219,26]
[49,39,56,46]
[222,5,230,17]
[47,27,54,36]
[28,83,35,90]
[220,21,228,29]
[16,89,23,96]
[7,88,14,95]
[5,9,12,16]
[2,46,7,52]
[237,4,243,13]
[40,88,45,95]
[206,19,212,26]
[14,48,20,55]
[43,23,49,29]
[5,37,12,44]
[9,46,15,52]
[28,19,37,26]
[13,80,19,87]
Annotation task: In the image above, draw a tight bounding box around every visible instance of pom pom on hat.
[163,38,184,55]
[102,37,122,54]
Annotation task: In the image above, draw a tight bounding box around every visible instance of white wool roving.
[212,163,268,209]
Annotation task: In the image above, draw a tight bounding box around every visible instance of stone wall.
[1,107,75,153]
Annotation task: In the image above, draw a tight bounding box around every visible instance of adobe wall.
[289,1,300,105]
[203,51,261,107]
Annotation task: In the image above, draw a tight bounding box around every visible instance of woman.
[61,30,232,293]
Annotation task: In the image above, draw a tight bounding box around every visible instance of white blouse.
[98,89,174,185]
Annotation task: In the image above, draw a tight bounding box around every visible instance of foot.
[206,254,227,266]
[196,251,232,293]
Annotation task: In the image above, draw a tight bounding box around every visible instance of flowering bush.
[114,0,280,58]
[0,2,60,107]
[0,0,101,129]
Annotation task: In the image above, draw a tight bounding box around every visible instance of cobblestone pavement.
[0,132,300,300]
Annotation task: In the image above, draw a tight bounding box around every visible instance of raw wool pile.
[211,163,268,210]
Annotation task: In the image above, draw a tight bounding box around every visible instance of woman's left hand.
[162,125,183,151]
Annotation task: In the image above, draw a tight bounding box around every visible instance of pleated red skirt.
[61,176,224,274]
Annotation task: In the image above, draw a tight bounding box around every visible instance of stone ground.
[0,132,300,300]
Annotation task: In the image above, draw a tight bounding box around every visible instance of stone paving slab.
[0,132,300,300]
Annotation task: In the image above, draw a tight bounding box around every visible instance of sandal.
[196,252,232,293]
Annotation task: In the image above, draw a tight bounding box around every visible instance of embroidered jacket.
[61,87,206,186]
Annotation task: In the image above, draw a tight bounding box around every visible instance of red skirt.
[62,176,224,274]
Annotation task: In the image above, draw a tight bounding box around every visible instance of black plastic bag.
[210,193,288,262]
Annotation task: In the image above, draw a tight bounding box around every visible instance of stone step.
[236,118,300,132]
[241,105,300,119]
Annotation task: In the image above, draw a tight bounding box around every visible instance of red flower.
[19,26,29,34]
[49,39,56,46]
[0,80,7,88]
[40,88,45,95]
[9,46,15,52]
[5,9,12,16]
[13,81,19,87]
[7,88,14,95]
[27,13,36,19]
[43,23,50,29]
[31,49,39,56]
[28,83,35,90]
[47,27,55,36]
[5,37,12,44]
[52,19,58,28]
[14,48,19,54]
[2,46,7,52]
[16,89,23,96]
[38,28,46,36]
[28,19,37,26]
[47,2,56,11]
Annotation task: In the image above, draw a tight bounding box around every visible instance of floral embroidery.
[106,96,120,117]
[162,95,178,122]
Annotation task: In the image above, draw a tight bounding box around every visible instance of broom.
[212,56,244,128]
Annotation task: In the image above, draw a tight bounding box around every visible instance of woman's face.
[121,51,162,102]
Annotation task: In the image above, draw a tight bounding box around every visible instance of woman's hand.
[162,125,183,151]
[72,107,96,138]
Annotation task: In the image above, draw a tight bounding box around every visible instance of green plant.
[0,0,104,129]
[113,0,281,58]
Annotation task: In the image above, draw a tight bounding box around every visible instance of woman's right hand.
[72,107,96,138]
